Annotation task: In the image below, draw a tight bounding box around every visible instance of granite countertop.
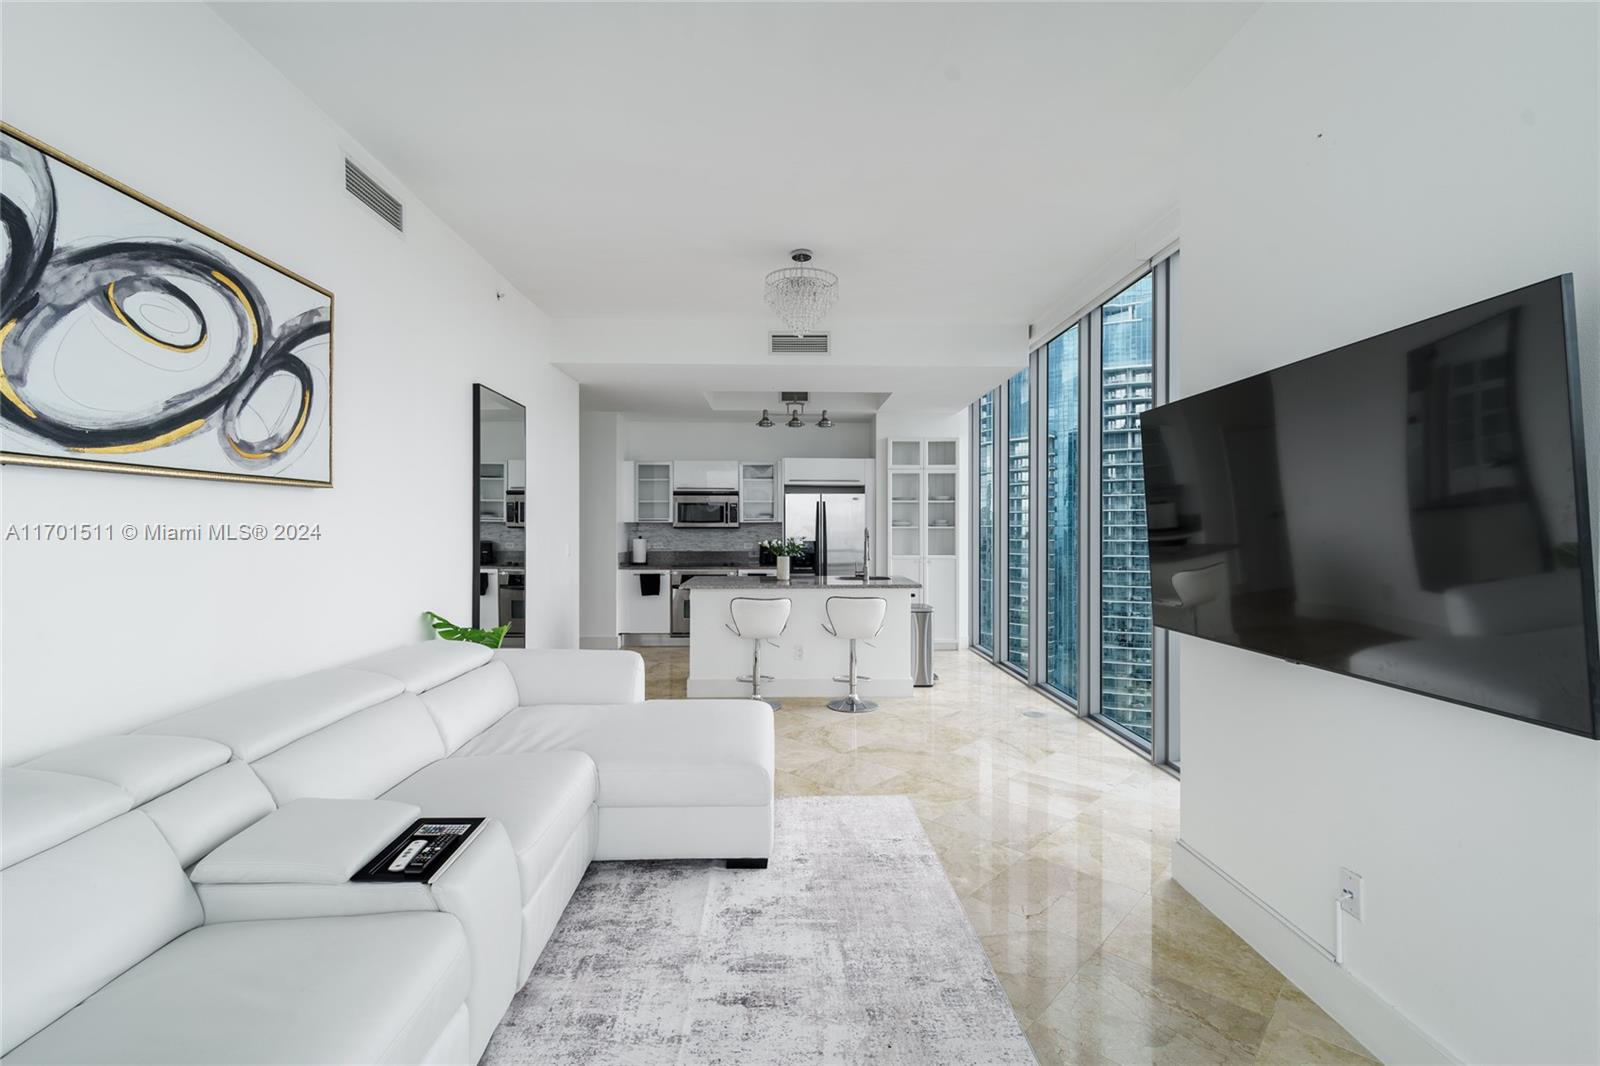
[683,575,921,590]
[617,555,762,571]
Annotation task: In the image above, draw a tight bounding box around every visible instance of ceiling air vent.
[344,158,404,232]
[769,332,830,356]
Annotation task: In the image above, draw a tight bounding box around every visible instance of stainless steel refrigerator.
[784,483,868,576]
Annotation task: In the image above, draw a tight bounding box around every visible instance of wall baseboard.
[579,635,621,650]
[1173,841,1461,1066]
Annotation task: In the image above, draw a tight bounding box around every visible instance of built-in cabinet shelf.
[479,463,506,522]
[740,462,779,522]
[634,461,673,523]
[888,437,960,646]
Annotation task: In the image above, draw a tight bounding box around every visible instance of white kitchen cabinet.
[672,460,738,490]
[886,439,960,648]
[635,461,672,522]
[782,457,872,485]
[505,458,526,491]
[617,570,671,634]
[739,462,780,522]
[479,568,500,628]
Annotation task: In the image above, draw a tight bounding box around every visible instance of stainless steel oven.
[672,491,739,528]
[670,569,736,635]
[498,569,526,647]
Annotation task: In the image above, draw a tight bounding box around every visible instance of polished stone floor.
[637,645,1377,1066]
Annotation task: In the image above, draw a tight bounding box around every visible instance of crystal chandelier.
[764,249,838,333]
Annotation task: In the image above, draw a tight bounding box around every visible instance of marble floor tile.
[1262,985,1374,1061]
[1033,951,1274,1065]
[1253,1012,1377,1065]
[1098,879,1288,1017]
[629,644,1370,1065]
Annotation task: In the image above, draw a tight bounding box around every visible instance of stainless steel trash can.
[911,603,937,687]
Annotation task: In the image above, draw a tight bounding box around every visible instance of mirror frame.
[472,384,526,629]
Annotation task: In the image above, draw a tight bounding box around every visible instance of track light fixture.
[755,392,832,429]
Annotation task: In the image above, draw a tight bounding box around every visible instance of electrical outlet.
[1340,867,1363,921]
[793,644,804,661]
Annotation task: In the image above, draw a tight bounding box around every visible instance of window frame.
[967,252,1179,772]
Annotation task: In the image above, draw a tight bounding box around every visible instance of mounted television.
[1140,276,1597,737]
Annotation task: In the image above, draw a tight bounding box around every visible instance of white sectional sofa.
[0,643,775,1064]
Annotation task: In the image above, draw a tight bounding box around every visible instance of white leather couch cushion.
[22,735,230,805]
[419,661,520,753]
[347,640,494,693]
[455,700,774,807]
[141,668,404,761]
[249,693,446,804]
[190,798,421,885]
[140,761,276,868]
[1,769,133,869]
[2,812,203,1055]
[5,912,470,1065]
[494,648,645,706]
[383,752,597,897]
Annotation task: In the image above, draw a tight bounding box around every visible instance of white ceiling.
[217,1,1256,413]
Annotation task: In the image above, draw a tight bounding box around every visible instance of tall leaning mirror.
[474,385,527,646]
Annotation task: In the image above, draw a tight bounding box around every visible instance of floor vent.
[344,159,404,232]
[769,332,830,355]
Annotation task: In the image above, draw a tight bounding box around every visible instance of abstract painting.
[1,124,333,486]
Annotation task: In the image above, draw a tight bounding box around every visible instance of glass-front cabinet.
[635,461,672,523]
[889,437,960,646]
[740,462,778,522]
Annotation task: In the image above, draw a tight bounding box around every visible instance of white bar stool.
[821,596,887,714]
[725,597,791,710]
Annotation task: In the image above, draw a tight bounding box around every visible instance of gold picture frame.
[0,122,334,487]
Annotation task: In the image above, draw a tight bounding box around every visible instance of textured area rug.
[483,795,1036,1065]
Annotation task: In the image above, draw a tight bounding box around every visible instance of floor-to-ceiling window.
[1043,325,1080,700]
[968,253,1175,768]
[1097,273,1155,742]
[973,390,997,655]
[1004,369,1030,672]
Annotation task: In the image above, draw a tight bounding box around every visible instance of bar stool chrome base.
[827,693,877,713]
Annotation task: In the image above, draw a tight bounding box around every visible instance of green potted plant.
[423,610,511,649]
[760,537,805,582]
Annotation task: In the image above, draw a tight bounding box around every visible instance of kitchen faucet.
[856,528,871,580]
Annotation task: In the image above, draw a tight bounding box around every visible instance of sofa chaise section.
[1,641,777,1063]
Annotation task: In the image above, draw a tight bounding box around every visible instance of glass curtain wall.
[1044,326,1080,699]
[1004,369,1030,673]
[974,390,997,655]
[1097,274,1156,741]
[969,254,1175,765]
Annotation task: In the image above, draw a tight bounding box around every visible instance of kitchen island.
[686,575,922,700]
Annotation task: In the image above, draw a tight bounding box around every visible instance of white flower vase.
[776,557,791,582]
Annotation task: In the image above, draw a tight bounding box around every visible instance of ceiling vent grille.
[769,332,830,355]
[344,159,404,232]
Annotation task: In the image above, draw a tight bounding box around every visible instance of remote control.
[388,839,426,872]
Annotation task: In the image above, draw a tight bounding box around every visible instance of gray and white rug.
[483,795,1036,1065]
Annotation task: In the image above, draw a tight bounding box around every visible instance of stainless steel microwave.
[672,491,739,528]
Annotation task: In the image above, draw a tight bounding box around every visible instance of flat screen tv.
[1140,276,1597,737]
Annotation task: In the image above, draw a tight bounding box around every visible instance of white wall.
[0,3,579,763]
[1173,5,1600,1064]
